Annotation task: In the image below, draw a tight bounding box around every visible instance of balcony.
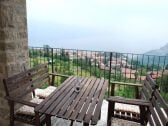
[29,47,168,102]
[26,46,168,125]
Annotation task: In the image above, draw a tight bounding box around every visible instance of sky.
[27,0,168,53]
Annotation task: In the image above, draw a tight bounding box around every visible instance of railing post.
[51,48,54,73]
[108,52,112,97]
[111,83,115,96]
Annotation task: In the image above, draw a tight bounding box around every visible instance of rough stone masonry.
[0,0,29,125]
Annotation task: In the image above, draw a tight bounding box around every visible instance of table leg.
[35,112,40,126]
[70,120,74,126]
[107,101,115,126]
[46,114,51,126]
[83,122,89,126]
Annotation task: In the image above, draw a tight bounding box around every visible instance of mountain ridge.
[145,43,168,56]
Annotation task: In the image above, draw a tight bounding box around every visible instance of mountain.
[145,43,168,56]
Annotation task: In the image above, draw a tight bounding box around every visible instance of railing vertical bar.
[156,56,161,83]
[152,56,155,74]
[56,49,58,86]
[125,54,128,82]
[105,52,107,79]
[77,50,79,76]
[108,52,112,97]
[94,51,96,77]
[51,48,54,73]
[85,51,87,77]
[161,56,166,86]
[135,55,138,83]
[99,52,102,78]
[68,49,70,75]
[73,50,74,74]
[140,54,144,83]
[146,55,150,73]
[43,47,45,64]
[114,53,117,80]
[60,49,62,73]
[90,51,92,77]
[130,54,133,82]
[39,48,41,64]
[81,51,83,76]
[120,53,122,81]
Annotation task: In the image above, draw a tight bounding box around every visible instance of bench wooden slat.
[141,84,151,100]
[146,74,158,89]
[3,64,53,126]
[151,97,168,125]
[107,75,168,126]
[147,113,155,126]
[154,90,168,115]
[149,104,162,126]
[107,97,150,106]
[144,80,153,95]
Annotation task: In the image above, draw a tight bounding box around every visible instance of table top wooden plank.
[91,80,108,125]
[76,78,101,122]
[44,77,76,114]
[57,78,89,117]
[69,78,97,121]
[63,78,92,119]
[83,78,105,123]
[35,76,108,125]
[35,76,74,111]
[51,78,85,115]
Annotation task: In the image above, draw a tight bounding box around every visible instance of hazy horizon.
[27,0,168,54]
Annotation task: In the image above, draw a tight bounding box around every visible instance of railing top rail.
[29,46,168,57]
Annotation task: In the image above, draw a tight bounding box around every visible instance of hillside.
[145,43,168,56]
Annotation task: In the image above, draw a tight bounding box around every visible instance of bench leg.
[140,106,146,125]
[10,101,14,126]
[107,101,115,126]
[35,112,41,126]
[83,122,89,126]
[46,114,51,126]
[99,110,101,120]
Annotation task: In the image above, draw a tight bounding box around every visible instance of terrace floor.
[50,100,141,126]
[20,100,142,126]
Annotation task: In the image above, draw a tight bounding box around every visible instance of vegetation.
[29,47,168,101]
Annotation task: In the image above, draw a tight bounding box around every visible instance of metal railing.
[29,47,168,100]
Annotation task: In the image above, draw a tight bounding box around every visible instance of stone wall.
[0,0,28,125]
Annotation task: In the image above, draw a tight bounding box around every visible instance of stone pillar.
[0,0,29,125]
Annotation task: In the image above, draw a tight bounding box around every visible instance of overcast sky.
[27,0,168,53]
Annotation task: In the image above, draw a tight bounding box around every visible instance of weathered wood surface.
[35,76,108,125]
[3,64,51,126]
[107,75,168,126]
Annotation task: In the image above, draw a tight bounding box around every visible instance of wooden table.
[35,76,108,126]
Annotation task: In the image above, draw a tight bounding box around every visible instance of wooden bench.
[107,75,168,126]
[3,64,60,126]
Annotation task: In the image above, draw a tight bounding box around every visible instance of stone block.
[0,52,6,63]
[0,117,9,126]
[0,64,5,74]
[0,43,5,50]
[6,53,15,63]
